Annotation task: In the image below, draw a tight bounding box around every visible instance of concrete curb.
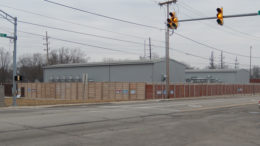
[1,94,259,109]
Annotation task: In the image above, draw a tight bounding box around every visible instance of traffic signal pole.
[179,12,259,22]
[0,10,18,106]
[159,0,177,99]
[157,3,259,99]
[13,18,17,106]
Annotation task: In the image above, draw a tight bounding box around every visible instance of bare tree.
[0,47,12,83]
[252,66,260,79]
[18,53,44,82]
[49,47,89,65]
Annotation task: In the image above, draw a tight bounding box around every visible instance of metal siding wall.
[44,66,110,82]
[110,64,153,82]
[236,70,250,84]
[186,70,249,84]
[153,61,185,83]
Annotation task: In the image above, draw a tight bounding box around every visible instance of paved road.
[0,95,260,146]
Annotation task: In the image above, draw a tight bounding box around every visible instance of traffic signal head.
[169,12,175,17]
[172,17,178,29]
[167,18,173,29]
[216,8,223,25]
[15,75,23,81]
[167,11,178,29]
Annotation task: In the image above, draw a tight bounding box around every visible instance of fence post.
[189,84,191,97]
[0,85,5,107]
[193,84,196,97]
[183,84,185,98]
[153,84,155,99]
[253,84,255,95]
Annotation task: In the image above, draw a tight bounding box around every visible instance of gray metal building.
[43,59,186,83]
[185,69,249,84]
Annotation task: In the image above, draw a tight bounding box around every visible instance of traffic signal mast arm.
[0,33,15,39]
[179,12,259,23]
[0,10,15,24]
[0,10,16,39]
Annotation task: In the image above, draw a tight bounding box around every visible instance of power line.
[42,1,260,59]
[178,2,260,40]
[4,18,260,61]
[0,4,165,43]
[19,30,141,55]
[224,25,260,39]
[2,4,258,60]
[7,27,253,67]
[172,48,250,66]
[177,9,254,40]
[16,19,260,59]
[3,17,259,61]
[174,32,260,59]
[19,20,146,46]
[44,0,161,30]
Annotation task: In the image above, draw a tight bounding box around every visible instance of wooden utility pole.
[149,37,152,60]
[44,31,50,65]
[220,50,224,69]
[159,0,177,99]
[250,46,252,79]
[235,56,239,69]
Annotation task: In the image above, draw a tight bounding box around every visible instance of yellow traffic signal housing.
[167,12,178,29]
[216,8,223,25]
[172,17,178,29]
[167,18,174,29]
[14,75,23,81]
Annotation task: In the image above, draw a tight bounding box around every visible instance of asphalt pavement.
[0,95,260,146]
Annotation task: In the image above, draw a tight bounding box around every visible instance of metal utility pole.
[209,51,215,69]
[149,37,152,60]
[44,31,50,65]
[13,18,17,106]
[0,10,18,106]
[250,46,252,79]
[159,0,177,99]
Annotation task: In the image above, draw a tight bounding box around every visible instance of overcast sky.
[0,0,259,69]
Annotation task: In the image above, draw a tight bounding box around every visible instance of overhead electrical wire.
[43,0,260,59]
[1,1,258,64]
[19,30,141,55]
[178,1,260,40]
[44,0,161,30]
[177,9,258,42]
[172,47,250,66]
[19,20,146,46]
[7,27,251,67]
[0,4,165,43]
[174,32,260,59]
[14,18,260,59]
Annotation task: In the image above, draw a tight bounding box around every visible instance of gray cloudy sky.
[0,0,260,69]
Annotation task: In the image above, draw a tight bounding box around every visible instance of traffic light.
[216,8,223,25]
[167,12,178,29]
[167,18,173,29]
[15,75,23,81]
